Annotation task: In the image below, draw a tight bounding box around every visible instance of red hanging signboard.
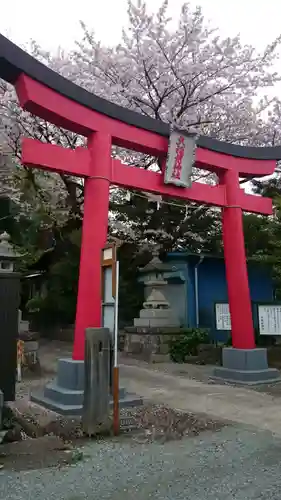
[164,128,196,188]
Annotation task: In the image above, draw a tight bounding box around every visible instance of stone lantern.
[0,231,18,272]
[123,253,182,363]
[0,232,21,405]
[134,255,180,327]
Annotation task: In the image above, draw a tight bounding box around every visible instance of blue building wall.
[166,252,274,342]
[162,256,189,325]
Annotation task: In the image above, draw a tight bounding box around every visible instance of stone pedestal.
[123,327,185,363]
[213,348,280,385]
[134,307,180,328]
[31,358,143,415]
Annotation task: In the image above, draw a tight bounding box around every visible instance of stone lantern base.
[122,326,185,363]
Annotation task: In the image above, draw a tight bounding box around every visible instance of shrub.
[168,328,210,363]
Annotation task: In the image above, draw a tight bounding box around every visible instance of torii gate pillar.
[213,170,279,384]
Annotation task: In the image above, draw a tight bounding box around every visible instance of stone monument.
[123,253,183,362]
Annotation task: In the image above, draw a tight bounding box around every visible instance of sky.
[1,0,281,98]
[1,0,280,53]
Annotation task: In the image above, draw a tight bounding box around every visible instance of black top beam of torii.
[1,33,281,161]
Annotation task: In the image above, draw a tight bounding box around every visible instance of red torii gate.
[17,73,275,361]
[0,35,280,393]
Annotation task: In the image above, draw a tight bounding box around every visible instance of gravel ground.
[1,403,226,471]
[1,425,281,500]
[34,403,225,444]
[4,341,281,498]
[0,436,81,472]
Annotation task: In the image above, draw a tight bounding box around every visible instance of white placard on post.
[215,303,231,331]
[258,304,281,335]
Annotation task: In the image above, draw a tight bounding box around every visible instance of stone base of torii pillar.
[213,347,280,385]
[31,357,143,416]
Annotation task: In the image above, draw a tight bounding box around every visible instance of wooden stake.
[113,366,119,435]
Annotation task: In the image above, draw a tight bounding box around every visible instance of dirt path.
[120,362,281,435]
[14,341,281,437]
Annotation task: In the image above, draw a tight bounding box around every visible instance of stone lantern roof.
[139,256,173,275]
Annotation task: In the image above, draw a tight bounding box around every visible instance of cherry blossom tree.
[72,0,281,248]
[74,0,281,142]
[0,73,85,228]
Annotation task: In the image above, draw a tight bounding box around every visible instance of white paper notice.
[215,303,231,331]
[258,305,281,335]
